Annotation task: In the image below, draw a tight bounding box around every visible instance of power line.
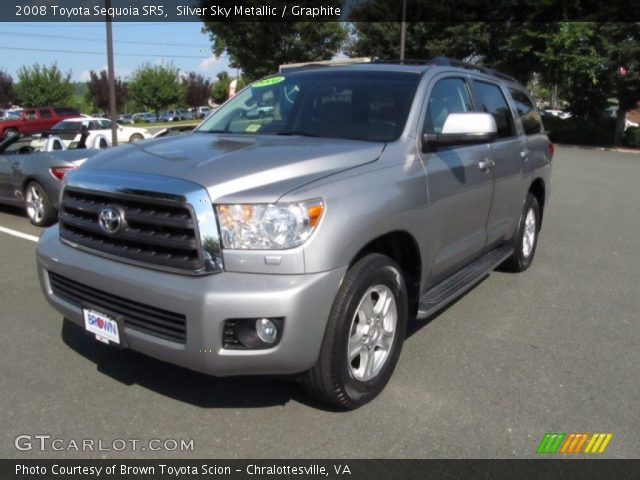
[0,30,211,49]
[0,45,216,59]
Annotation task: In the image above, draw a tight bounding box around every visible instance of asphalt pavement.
[1,146,638,459]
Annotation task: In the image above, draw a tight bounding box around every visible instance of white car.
[543,109,572,119]
[52,117,151,146]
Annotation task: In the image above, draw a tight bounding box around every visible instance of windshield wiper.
[197,129,229,134]
[276,131,319,137]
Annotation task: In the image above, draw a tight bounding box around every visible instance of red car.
[0,107,80,139]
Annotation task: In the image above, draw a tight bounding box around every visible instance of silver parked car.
[0,132,101,225]
[37,58,553,408]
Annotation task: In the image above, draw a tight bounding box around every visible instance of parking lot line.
[0,225,39,243]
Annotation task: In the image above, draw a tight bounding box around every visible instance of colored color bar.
[598,434,613,453]
[584,434,598,453]
[591,434,606,453]
[573,433,589,453]
[560,434,575,454]
[537,433,566,453]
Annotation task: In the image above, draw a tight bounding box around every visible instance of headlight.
[216,200,324,250]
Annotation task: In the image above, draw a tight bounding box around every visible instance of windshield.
[197,70,420,142]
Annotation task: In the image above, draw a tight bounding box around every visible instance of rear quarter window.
[508,88,543,135]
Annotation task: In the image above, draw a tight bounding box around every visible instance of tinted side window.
[39,109,52,119]
[472,81,515,138]
[426,78,473,133]
[509,88,542,135]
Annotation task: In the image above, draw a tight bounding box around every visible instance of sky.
[0,22,232,82]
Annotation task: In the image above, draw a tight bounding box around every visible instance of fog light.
[256,318,278,344]
[223,317,283,349]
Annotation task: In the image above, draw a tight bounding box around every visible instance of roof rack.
[279,57,372,74]
[428,57,518,83]
[373,56,518,83]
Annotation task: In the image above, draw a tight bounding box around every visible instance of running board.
[416,245,513,319]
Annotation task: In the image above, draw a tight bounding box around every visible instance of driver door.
[420,76,494,282]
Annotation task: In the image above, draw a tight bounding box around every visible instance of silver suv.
[37,58,553,409]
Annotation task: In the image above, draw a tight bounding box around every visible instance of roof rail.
[279,57,372,73]
[373,56,518,83]
[427,56,518,83]
[372,59,434,65]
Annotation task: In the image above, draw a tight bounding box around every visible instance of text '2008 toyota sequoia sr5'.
[37,58,553,409]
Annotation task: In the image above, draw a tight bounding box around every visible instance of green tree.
[537,23,610,120]
[599,23,640,144]
[211,71,230,104]
[183,72,211,109]
[347,22,489,63]
[200,4,347,80]
[0,70,15,107]
[87,70,128,113]
[15,63,73,107]
[128,63,185,120]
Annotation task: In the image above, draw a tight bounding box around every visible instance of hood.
[80,133,384,203]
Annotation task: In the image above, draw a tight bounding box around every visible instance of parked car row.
[0,109,194,225]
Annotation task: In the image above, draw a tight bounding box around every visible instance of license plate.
[83,309,120,345]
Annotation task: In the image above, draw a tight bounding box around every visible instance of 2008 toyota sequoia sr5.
[37,58,553,409]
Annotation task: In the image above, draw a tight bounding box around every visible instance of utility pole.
[105,0,118,146]
[400,0,407,63]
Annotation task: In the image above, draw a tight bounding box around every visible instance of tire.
[4,128,18,139]
[129,133,144,142]
[501,193,540,272]
[303,253,408,410]
[25,181,56,227]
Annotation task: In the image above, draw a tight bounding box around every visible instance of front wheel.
[303,254,408,409]
[129,133,144,142]
[501,193,540,272]
[25,181,56,226]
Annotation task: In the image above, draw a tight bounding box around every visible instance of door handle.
[478,158,495,171]
[520,149,530,160]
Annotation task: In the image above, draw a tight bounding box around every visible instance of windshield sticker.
[245,124,261,132]
[253,76,285,88]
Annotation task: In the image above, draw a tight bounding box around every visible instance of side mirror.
[422,112,497,151]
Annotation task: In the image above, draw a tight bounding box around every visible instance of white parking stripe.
[0,226,39,243]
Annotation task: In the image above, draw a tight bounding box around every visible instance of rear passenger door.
[471,79,526,247]
[36,108,54,131]
[420,76,494,281]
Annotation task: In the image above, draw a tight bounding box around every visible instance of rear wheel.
[4,128,18,139]
[501,193,540,272]
[303,254,408,409]
[25,181,56,226]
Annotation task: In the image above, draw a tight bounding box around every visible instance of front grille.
[59,187,203,273]
[48,271,187,344]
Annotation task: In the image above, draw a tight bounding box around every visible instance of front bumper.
[37,225,346,376]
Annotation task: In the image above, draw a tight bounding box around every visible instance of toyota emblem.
[98,207,123,234]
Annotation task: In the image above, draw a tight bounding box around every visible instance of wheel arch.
[529,177,546,226]
[349,230,422,318]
